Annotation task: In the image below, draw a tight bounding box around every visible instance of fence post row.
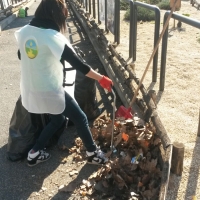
[160,11,200,91]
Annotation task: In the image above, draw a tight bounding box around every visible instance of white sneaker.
[27,150,51,167]
[86,149,108,165]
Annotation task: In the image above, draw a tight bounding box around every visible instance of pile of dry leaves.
[67,113,162,200]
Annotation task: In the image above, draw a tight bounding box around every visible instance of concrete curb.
[0,0,34,32]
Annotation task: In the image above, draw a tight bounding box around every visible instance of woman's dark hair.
[35,0,68,32]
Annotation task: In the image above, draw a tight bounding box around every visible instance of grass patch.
[182,13,190,17]
[157,0,171,10]
[124,7,155,21]
[120,0,129,10]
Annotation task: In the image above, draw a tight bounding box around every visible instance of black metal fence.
[75,0,200,91]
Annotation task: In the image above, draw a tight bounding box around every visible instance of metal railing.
[74,0,200,92]
[77,0,161,83]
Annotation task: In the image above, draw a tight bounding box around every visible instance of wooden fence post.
[171,141,185,176]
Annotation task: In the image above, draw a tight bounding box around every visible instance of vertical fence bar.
[152,8,160,82]
[97,0,100,23]
[159,13,169,91]
[92,0,95,19]
[129,0,134,58]
[105,0,108,32]
[132,2,137,61]
[114,0,120,44]
[85,0,88,11]
[89,0,91,14]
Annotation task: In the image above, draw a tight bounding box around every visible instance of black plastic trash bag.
[73,46,101,121]
[75,71,101,121]
[6,96,66,162]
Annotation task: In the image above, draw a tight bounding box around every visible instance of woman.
[15,0,113,166]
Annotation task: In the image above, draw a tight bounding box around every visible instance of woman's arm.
[61,44,91,75]
[85,68,103,81]
[62,44,113,91]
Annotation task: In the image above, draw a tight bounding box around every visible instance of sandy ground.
[102,1,200,199]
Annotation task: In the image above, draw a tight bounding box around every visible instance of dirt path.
[103,1,200,199]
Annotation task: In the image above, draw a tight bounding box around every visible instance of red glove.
[98,76,113,92]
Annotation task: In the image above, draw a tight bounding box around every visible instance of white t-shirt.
[15,25,76,114]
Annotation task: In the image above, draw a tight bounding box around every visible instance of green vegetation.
[124,7,155,21]
[137,7,155,21]
[124,8,131,20]
[120,0,129,10]
[123,0,175,22]
[182,13,190,17]
[157,0,171,10]
[148,0,160,5]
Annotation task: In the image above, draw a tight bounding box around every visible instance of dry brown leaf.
[102,180,109,188]
[114,132,122,147]
[142,188,158,199]
[106,123,113,133]
[75,137,83,147]
[89,171,102,181]
[154,138,161,146]
[82,179,95,188]
[138,181,143,187]
[74,154,82,161]
[139,159,157,172]
[60,157,68,163]
[94,181,108,192]
[90,127,99,140]
[80,190,87,196]
[138,140,149,152]
[80,185,86,189]
[87,188,94,195]
[105,150,112,158]
[122,154,132,166]
[69,170,79,176]
[142,174,151,185]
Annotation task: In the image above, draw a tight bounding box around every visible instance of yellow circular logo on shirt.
[25,39,38,59]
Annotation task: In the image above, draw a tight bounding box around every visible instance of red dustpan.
[115,106,133,119]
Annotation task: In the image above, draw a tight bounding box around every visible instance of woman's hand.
[98,76,113,92]
[86,69,113,92]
